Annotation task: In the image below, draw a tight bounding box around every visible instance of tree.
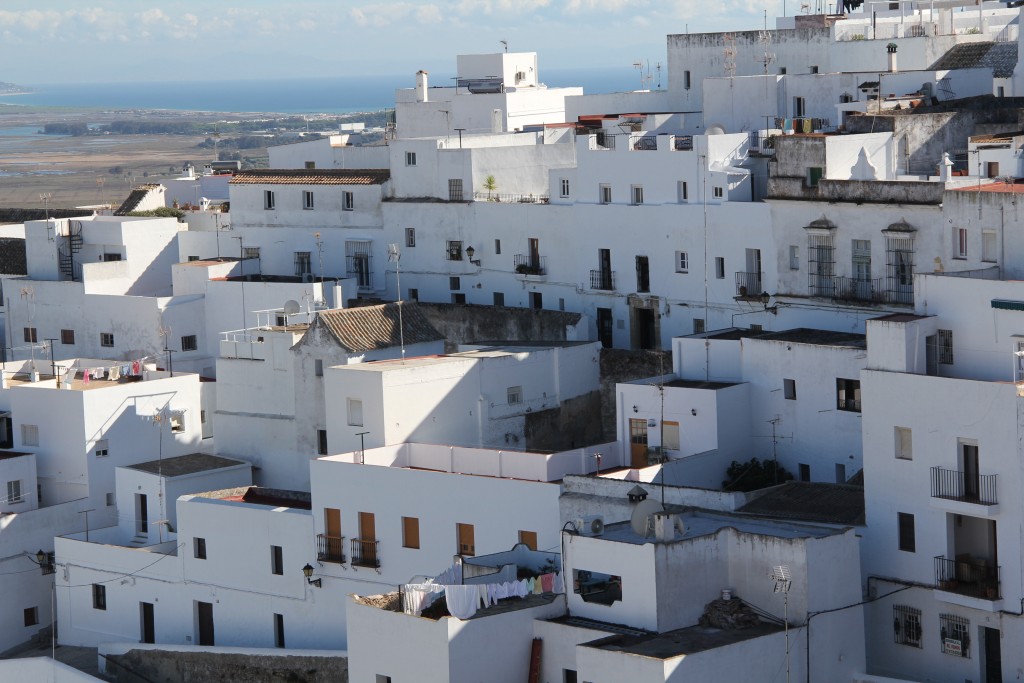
[483,174,497,200]
[721,458,794,492]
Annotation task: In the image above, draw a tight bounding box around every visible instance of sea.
[3,67,648,115]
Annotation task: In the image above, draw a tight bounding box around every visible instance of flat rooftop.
[583,622,782,660]
[751,328,866,349]
[594,509,846,547]
[663,379,739,390]
[738,481,865,526]
[465,340,594,349]
[127,453,248,478]
[191,486,312,510]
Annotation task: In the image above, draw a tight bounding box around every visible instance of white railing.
[220,329,266,360]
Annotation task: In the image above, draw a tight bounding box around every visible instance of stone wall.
[417,302,583,351]
[109,649,348,683]
[599,348,672,441]
[524,391,603,452]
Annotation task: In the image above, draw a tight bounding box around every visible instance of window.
[893,605,922,648]
[23,327,36,343]
[169,414,184,433]
[243,246,261,261]
[402,516,420,549]
[662,421,680,450]
[784,379,796,400]
[271,545,284,575]
[937,329,953,364]
[810,65,819,74]
[693,318,705,334]
[713,186,724,199]
[519,530,538,550]
[347,399,363,426]
[750,324,763,333]
[529,291,542,309]
[317,429,328,455]
[807,167,823,187]
[715,257,725,279]
[507,386,523,405]
[302,190,314,210]
[105,492,115,506]
[294,251,312,277]
[600,184,612,204]
[181,335,197,352]
[895,427,912,460]
[953,227,967,258]
[897,512,915,552]
[376,676,392,683]
[345,240,372,290]
[21,424,38,447]
[194,537,207,560]
[408,288,419,301]
[264,190,275,210]
[631,185,644,205]
[61,329,75,345]
[560,178,570,197]
[452,293,466,304]
[304,161,315,169]
[676,251,689,273]
[779,66,787,75]
[836,378,861,412]
[939,613,969,657]
[448,178,464,201]
[852,239,871,281]
[835,463,846,483]
[798,463,811,481]
[494,239,501,255]
[449,276,461,291]
[6,479,23,504]
[342,191,354,211]
[92,584,106,611]
[405,228,416,248]
[982,230,997,262]
[100,332,114,347]
[456,522,475,556]
[678,181,688,202]
[312,359,324,378]
[405,151,417,166]
[493,292,504,306]
[684,70,692,90]
[274,613,285,648]
[794,96,806,117]
[95,439,109,457]
[24,607,38,628]
[446,240,463,261]
[635,255,650,292]
[789,245,800,270]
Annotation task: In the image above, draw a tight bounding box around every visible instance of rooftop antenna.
[655,62,662,89]
[759,30,776,76]
[314,232,325,290]
[723,33,737,78]
[39,193,52,221]
[500,40,509,53]
[771,565,793,683]
[387,243,406,364]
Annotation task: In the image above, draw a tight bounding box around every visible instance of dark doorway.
[197,601,215,646]
[597,308,613,348]
[635,308,656,350]
[983,626,1001,683]
[140,602,155,644]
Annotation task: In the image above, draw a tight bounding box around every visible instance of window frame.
[599,184,612,205]
[100,332,114,348]
[6,479,23,504]
[270,545,284,576]
[446,240,463,261]
[194,537,207,560]
[60,329,75,345]
[317,429,328,456]
[264,190,275,210]
[897,512,915,552]
[676,251,689,273]
[92,584,106,611]
[894,426,912,460]
[302,190,315,210]
[405,228,416,248]
[405,151,417,167]
[402,516,420,549]
[631,185,644,206]
[784,379,796,400]
[23,327,37,343]
[181,335,198,352]
[507,386,523,405]
[893,605,922,648]
[560,178,570,198]
[342,191,354,211]
[347,398,364,427]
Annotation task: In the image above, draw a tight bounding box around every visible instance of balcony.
[930,466,997,506]
[833,276,884,304]
[590,270,615,291]
[514,254,546,277]
[317,534,345,564]
[734,272,763,299]
[836,397,861,412]
[351,538,380,568]
[934,555,1000,600]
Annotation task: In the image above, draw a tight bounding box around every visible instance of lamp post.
[302,563,322,588]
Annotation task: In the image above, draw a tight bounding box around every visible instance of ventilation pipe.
[887,43,898,74]
[416,70,429,103]
[333,282,344,310]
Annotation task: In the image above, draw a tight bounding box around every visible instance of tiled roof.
[738,481,865,526]
[312,302,444,352]
[114,184,162,215]
[928,41,1017,79]
[229,169,391,185]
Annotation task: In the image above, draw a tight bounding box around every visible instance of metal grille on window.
[937,329,953,364]
[294,252,311,277]
[939,613,969,657]
[448,179,464,201]
[346,241,372,290]
[893,605,922,648]
[885,235,914,305]
[807,234,835,298]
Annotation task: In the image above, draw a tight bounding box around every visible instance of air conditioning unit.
[302,273,313,283]
[576,515,605,537]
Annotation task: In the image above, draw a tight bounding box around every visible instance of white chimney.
[333,283,344,309]
[491,108,503,134]
[653,511,676,542]
[887,43,898,73]
[416,70,429,103]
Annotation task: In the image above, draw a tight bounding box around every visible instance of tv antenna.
[500,40,509,53]
[387,243,406,363]
[753,417,793,484]
[771,565,793,683]
[759,30,776,75]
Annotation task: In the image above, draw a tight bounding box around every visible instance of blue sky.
[1,1,783,84]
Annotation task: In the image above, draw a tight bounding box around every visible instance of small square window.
[600,184,612,204]
[315,359,324,377]
[317,429,328,455]
[446,241,463,261]
[24,607,38,627]
[304,161,315,169]
[23,327,37,343]
[6,479,23,504]
[405,228,416,248]
[95,439,109,457]
[560,178,570,197]
[693,318,705,334]
[518,530,538,550]
[676,251,689,273]
[507,386,523,405]
[405,151,417,166]
[784,379,796,400]
[898,512,915,552]
[61,329,75,345]
[100,332,114,347]
[105,492,115,506]
[342,191,354,211]
[92,584,106,610]
[493,292,504,307]
[408,288,419,301]
[181,335,197,352]
[348,399,363,427]
[715,257,725,279]
[194,537,207,560]
[836,378,861,412]
[799,463,811,481]
[713,186,724,199]
[303,190,314,210]
[452,293,466,304]
[264,190,275,210]
[450,276,461,291]
[271,545,283,575]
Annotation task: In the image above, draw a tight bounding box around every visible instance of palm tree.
[483,175,497,201]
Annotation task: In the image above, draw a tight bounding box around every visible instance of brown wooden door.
[358,512,376,564]
[629,418,648,468]
[457,523,475,556]
[325,508,341,538]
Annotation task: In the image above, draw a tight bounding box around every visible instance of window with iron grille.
[181,335,197,352]
[405,228,416,248]
[345,241,372,289]
[446,240,463,261]
[885,234,914,304]
[92,584,106,610]
[893,605,922,648]
[449,277,461,291]
[808,234,835,297]
[100,332,114,347]
[294,252,312,277]
[23,327,36,343]
[264,190,275,210]
[939,613,969,657]
[448,178,464,201]
[852,239,871,281]
[507,386,523,405]
[937,329,953,364]
[243,247,261,261]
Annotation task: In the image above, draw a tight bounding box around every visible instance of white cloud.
[349,3,442,28]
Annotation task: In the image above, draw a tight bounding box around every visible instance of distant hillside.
[0,81,29,94]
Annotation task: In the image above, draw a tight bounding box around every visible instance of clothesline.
[402,572,565,620]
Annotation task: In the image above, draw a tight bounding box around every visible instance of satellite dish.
[706,124,727,135]
[630,499,663,537]
[283,300,300,316]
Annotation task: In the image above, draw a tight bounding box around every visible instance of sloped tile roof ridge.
[313,301,444,352]
[230,168,391,185]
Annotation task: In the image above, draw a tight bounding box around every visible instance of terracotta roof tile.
[311,302,444,353]
[229,169,390,186]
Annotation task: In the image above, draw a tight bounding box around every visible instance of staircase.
[57,222,83,280]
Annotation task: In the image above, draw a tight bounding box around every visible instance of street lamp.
[302,563,322,588]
